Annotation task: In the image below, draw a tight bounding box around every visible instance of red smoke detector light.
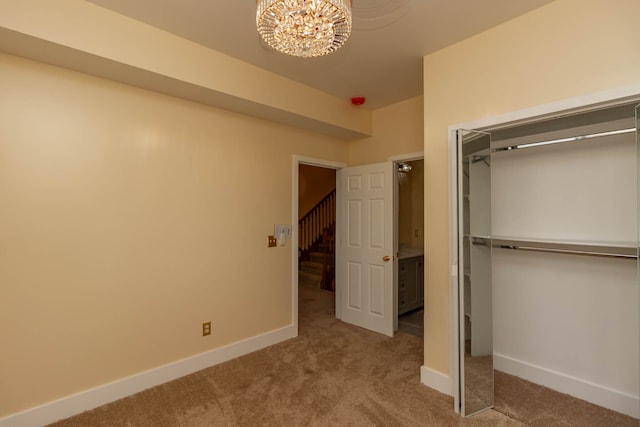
[351,97,366,106]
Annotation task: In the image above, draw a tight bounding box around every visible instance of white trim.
[295,155,346,169]
[292,155,300,334]
[494,353,640,419]
[0,325,296,427]
[335,171,343,320]
[292,155,346,324]
[447,84,640,415]
[388,151,424,162]
[420,365,453,396]
[447,133,460,413]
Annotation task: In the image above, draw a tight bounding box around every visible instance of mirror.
[457,129,493,416]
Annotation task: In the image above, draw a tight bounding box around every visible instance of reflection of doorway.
[395,159,425,338]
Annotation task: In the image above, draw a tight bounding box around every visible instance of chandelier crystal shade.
[256,0,352,58]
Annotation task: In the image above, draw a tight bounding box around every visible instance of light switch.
[274,224,291,239]
[275,224,291,246]
[268,235,277,247]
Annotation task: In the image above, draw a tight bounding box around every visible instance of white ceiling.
[87,0,554,109]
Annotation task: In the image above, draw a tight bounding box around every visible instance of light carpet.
[48,284,636,426]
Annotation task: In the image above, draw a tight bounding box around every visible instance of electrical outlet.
[202,321,211,336]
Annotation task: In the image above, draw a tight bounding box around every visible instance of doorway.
[298,163,337,292]
[292,156,345,334]
[395,159,425,338]
[292,155,425,340]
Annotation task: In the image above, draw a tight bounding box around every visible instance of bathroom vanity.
[398,250,424,315]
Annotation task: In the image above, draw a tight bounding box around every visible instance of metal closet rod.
[470,236,638,260]
[492,127,636,153]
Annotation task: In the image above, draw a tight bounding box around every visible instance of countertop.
[398,248,424,260]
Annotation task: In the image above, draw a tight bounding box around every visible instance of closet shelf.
[472,236,638,259]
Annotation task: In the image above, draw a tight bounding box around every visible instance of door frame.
[447,84,640,413]
[292,153,425,336]
[292,155,346,335]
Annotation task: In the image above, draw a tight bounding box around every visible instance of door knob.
[383,255,391,262]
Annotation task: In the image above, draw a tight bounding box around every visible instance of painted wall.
[423,0,640,384]
[0,0,372,139]
[348,96,424,166]
[0,53,348,417]
[298,165,336,218]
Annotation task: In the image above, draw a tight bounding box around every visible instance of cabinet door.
[398,258,417,314]
[398,256,424,314]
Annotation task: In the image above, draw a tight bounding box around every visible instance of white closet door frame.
[446,83,640,415]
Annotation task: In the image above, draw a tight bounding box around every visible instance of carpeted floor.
[48,284,637,426]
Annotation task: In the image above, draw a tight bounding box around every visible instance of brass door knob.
[383,255,391,262]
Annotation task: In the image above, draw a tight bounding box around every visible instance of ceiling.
[87,0,554,110]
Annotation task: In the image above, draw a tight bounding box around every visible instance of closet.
[456,103,639,418]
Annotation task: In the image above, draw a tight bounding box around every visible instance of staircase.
[299,251,325,288]
[299,190,335,291]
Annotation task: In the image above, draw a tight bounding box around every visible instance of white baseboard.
[420,365,453,396]
[494,353,639,419]
[0,325,297,427]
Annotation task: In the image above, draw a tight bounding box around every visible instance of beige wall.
[422,0,640,375]
[0,53,348,416]
[348,96,424,166]
[298,165,336,218]
[0,0,372,139]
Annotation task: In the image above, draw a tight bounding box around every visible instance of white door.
[337,162,394,337]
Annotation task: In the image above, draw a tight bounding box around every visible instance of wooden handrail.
[299,189,336,226]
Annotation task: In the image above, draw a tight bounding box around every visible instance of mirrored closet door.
[456,129,493,416]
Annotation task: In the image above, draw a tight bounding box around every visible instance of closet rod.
[493,127,635,153]
[470,236,638,260]
[493,244,637,260]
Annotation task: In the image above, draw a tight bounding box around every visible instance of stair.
[299,252,324,287]
[298,189,336,291]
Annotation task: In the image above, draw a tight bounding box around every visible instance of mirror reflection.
[459,130,493,416]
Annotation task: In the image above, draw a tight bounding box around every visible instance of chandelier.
[256,0,352,58]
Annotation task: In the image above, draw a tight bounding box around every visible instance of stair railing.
[299,189,336,259]
[320,224,335,291]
